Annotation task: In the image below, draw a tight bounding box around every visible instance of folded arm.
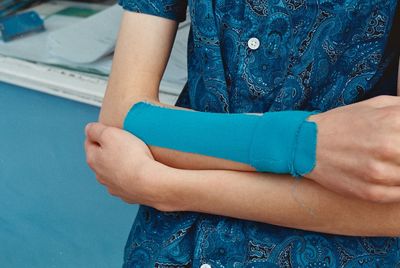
[99,11,265,173]
[96,10,400,237]
[145,161,400,237]
[85,120,400,237]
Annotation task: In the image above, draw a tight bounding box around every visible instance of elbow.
[99,94,159,128]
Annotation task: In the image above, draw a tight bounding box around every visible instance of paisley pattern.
[118,0,400,266]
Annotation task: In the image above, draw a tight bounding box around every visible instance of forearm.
[123,101,316,176]
[101,97,256,171]
[152,163,400,237]
[102,12,313,174]
[102,9,316,175]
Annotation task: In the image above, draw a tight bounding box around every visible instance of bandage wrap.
[123,102,318,177]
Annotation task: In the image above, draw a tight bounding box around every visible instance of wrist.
[304,112,326,181]
[139,160,189,212]
[307,111,326,127]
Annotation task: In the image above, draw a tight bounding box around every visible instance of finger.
[121,197,136,204]
[85,140,101,169]
[362,162,400,186]
[96,175,107,186]
[333,152,400,187]
[84,138,101,151]
[360,184,400,203]
[334,174,400,203]
[84,138,93,153]
[84,138,89,152]
[85,122,107,144]
[107,187,118,196]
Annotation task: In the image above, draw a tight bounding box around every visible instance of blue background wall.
[0,82,138,267]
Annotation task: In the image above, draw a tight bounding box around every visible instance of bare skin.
[85,122,400,237]
[85,11,400,236]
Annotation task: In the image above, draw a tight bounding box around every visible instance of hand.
[307,95,400,203]
[84,122,168,208]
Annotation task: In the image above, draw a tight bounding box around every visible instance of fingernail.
[85,123,91,135]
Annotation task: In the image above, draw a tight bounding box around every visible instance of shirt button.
[200,264,212,268]
[248,37,260,50]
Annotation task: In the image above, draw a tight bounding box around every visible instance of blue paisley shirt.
[119,0,400,267]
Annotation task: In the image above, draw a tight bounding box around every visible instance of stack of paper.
[47,4,121,64]
[0,1,117,74]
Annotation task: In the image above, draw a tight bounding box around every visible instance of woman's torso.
[124,0,400,267]
[182,0,399,114]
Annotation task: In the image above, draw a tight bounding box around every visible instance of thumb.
[85,122,108,144]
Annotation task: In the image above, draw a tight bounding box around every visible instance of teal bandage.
[123,102,318,177]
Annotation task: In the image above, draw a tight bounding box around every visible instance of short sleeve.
[118,0,188,22]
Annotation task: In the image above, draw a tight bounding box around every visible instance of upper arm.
[100,1,187,127]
